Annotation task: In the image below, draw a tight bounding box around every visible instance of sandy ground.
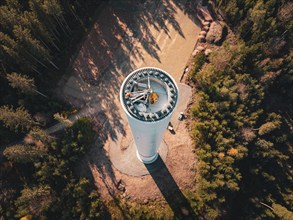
[58,0,201,204]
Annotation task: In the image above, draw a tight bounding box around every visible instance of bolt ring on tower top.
[120,67,179,122]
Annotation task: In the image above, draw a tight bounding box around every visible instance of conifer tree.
[22,11,59,50]
[15,185,55,218]
[6,72,48,97]
[43,0,71,35]
[29,0,61,42]
[28,127,52,144]
[0,5,20,34]
[0,31,35,71]
[3,144,46,163]
[13,25,50,68]
[272,203,293,220]
[6,72,36,94]
[0,105,34,132]
[53,112,73,127]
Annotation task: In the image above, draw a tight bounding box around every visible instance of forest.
[0,0,104,145]
[187,0,292,219]
[0,0,292,219]
[0,0,112,219]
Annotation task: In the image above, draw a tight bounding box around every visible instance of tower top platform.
[120,67,178,122]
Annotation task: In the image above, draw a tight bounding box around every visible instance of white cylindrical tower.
[120,67,179,164]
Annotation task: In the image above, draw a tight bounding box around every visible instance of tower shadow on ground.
[145,156,196,219]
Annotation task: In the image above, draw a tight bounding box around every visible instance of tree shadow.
[77,128,130,219]
[172,0,209,27]
[57,1,207,218]
[145,156,196,219]
[64,0,208,143]
[71,0,200,85]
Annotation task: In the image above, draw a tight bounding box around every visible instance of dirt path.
[57,0,201,204]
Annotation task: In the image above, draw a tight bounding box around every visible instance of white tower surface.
[120,67,179,164]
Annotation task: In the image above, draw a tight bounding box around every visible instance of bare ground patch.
[62,0,201,216]
[77,118,195,203]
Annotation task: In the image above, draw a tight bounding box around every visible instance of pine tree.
[15,185,55,218]
[22,11,59,51]
[28,127,52,144]
[29,0,61,42]
[0,31,35,71]
[0,105,34,132]
[3,144,46,163]
[272,203,293,220]
[6,72,48,97]
[13,25,51,68]
[6,72,36,94]
[5,0,22,11]
[43,0,71,35]
[258,113,281,135]
[53,112,73,127]
[0,5,20,34]
[249,1,266,32]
